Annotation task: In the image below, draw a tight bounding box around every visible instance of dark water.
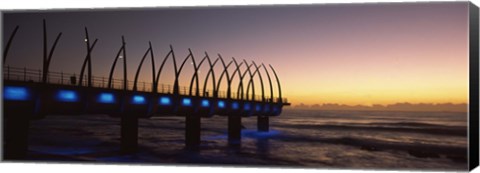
[27,109,468,171]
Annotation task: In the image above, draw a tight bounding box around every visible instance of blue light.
[273,106,279,113]
[4,86,29,101]
[232,102,239,110]
[57,90,78,102]
[244,103,251,111]
[201,99,209,107]
[264,105,270,112]
[132,95,146,104]
[97,93,115,103]
[218,101,225,108]
[256,104,262,111]
[159,96,171,105]
[182,98,192,106]
[241,129,281,139]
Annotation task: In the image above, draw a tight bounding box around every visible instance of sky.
[2,2,470,106]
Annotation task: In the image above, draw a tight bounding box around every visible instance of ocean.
[27,109,468,171]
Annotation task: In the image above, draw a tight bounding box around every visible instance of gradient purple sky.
[2,2,469,106]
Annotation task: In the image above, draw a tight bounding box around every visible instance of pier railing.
[3,66,288,103]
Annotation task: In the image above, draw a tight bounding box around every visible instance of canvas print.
[2,1,478,172]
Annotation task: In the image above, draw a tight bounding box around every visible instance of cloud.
[292,102,467,112]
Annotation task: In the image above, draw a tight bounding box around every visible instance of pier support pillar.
[121,113,138,154]
[258,116,269,132]
[228,115,242,146]
[185,115,201,150]
[4,111,30,160]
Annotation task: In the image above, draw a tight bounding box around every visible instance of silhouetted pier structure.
[2,20,290,160]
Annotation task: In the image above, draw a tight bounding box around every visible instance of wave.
[277,123,467,136]
[366,122,465,128]
[274,135,467,163]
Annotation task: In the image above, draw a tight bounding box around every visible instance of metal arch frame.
[261,63,274,102]
[214,54,233,98]
[188,52,209,96]
[108,36,127,90]
[79,27,99,87]
[149,42,157,92]
[133,42,155,91]
[121,37,128,91]
[3,25,19,65]
[269,64,283,103]
[2,18,285,104]
[42,19,63,83]
[236,60,254,100]
[202,54,220,98]
[216,57,244,99]
[227,58,244,99]
[154,45,176,93]
[245,62,263,101]
[175,48,196,95]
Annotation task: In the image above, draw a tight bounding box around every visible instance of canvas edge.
[0,1,477,171]
[469,1,480,171]
[0,9,4,161]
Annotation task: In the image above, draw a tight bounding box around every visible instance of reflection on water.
[242,129,281,138]
[27,109,468,170]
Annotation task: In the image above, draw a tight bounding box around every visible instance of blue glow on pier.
[218,100,225,108]
[159,96,171,105]
[182,98,192,106]
[4,86,30,101]
[244,103,251,110]
[232,102,239,110]
[57,90,78,102]
[201,99,209,107]
[97,93,115,103]
[132,95,146,104]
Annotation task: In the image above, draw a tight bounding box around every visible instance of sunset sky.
[2,2,469,106]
